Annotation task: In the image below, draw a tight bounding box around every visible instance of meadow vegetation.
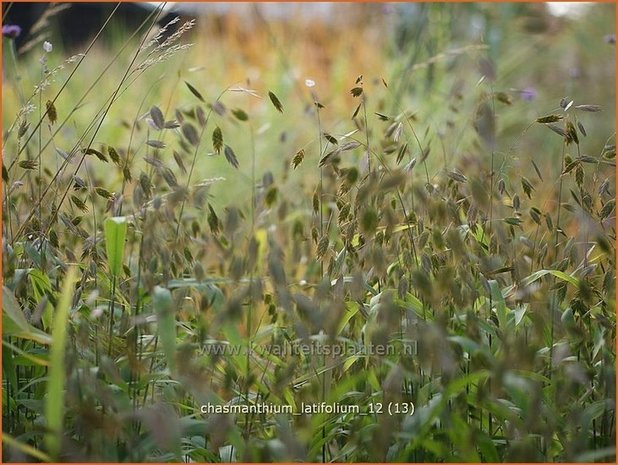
[2,3,616,462]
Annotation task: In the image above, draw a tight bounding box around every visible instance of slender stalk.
[7,2,124,172]
[12,5,166,243]
[108,276,117,356]
[118,76,165,216]
[38,64,44,257]
[316,103,324,245]
[132,232,146,414]
[322,350,327,463]
[2,35,29,247]
[311,95,328,462]
[142,337,159,405]
[362,95,371,173]
[548,142,567,381]
[4,176,14,245]
[7,37,26,105]
[174,86,231,239]
[486,83,498,436]
[244,109,257,440]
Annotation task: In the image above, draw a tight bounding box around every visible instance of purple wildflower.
[520,87,537,102]
[2,24,21,39]
[604,34,616,45]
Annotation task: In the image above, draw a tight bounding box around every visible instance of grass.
[2,2,616,462]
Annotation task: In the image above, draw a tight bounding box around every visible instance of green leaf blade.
[104,217,128,277]
[154,286,177,375]
[44,267,77,460]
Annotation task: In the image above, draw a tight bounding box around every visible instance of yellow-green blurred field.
[3,3,614,206]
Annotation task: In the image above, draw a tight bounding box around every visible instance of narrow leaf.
[44,267,77,460]
[521,269,579,287]
[489,280,508,329]
[184,81,205,102]
[104,217,127,277]
[154,286,176,374]
[2,287,52,344]
[531,159,543,181]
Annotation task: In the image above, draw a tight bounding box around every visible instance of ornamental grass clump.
[2,3,615,462]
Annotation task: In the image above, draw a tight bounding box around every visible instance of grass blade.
[104,217,127,277]
[44,267,77,460]
[154,286,176,375]
[2,286,52,344]
[3,434,52,462]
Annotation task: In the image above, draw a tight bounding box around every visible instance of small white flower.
[305,79,315,88]
[43,41,53,53]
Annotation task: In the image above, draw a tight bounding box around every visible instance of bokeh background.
[3,2,615,205]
